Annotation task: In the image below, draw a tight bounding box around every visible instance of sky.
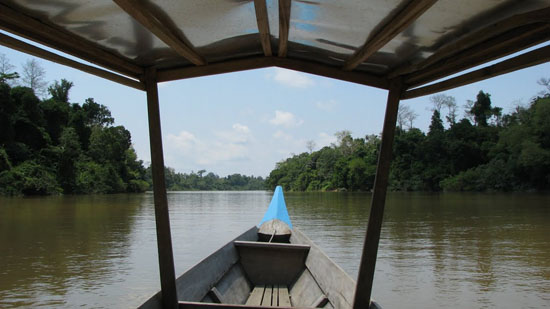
[1,39,549,178]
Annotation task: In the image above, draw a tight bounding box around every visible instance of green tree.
[68,103,91,150]
[88,126,131,163]
[75,161,111,194]
[423,110,448,190]
[0,82,16,144]
[335,130,353,156]
[124,147,149,192]
[83,98,114,127]
[0,56,148,196]
[0,53,19,86]
[446,119,483,172]
[470,91,502,127]
[11,86,44,125]
[347,158,370,191]
[428,110,444,136]
[58,127,81,193]
[48,79,73,103]
[0,147,11,172]
[40,98,70,144]
[0,160,60,195]
[390,128,426,191]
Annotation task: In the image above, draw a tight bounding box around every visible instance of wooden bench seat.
[234,241,310,286]
[245,285,292,307]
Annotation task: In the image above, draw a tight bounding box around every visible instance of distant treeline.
[267,84,550,192]
[146,167,265,191]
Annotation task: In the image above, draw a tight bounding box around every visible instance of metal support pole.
[145,67,178,309]
[353,79,403,308]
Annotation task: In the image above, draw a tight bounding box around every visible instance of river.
[0,192,549,308]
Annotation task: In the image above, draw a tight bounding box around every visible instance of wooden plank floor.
[246,285,265,306]
[245,285,292,307]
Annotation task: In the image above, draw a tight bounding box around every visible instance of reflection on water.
[0,195,144,307]
[0,192,549,308]
[381,193,550,308]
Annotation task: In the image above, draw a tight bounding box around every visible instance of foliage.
[469,91,502,126]
[146,167,266,191]
[266,131,380,191]
[1,53,548,194]
[0,75,148,196]
[0,147,11,172]
[0,160,61,195]
[440,159,515,191]
[0,56,265,195]
[268,88,550,192]
[0,53,19,87]
[48,79,73,103]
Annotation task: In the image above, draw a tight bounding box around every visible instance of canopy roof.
[1,0,549,97]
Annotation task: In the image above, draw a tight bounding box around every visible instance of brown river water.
[0,192,549,308]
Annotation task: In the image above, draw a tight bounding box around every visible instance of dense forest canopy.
[266,81,550,192]
[0,69,149,195]
[0,56,265,195]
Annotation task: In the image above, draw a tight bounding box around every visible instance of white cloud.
[271,68,314,88]
[232,123,250,134]
[317,132,337,148]
[272,130,308,157]
[166,124,252,166]
[273,130,293,141]
[167,131,197,154]
[215,123,251,143]
[315,99,338,111]
[196,142,248,165]
[269,110,303,128]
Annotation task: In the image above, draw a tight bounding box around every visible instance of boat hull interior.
[140,227,380,308]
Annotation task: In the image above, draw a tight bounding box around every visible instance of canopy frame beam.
[254,0,273,57]
[353,79,403,309]
[145,68,179,309]
[0,3,143,78]
[389,7,550,78]
[405,24,550,88]
[0,32,145,91]
[113,0,206,66]
[157,56,389,89]
[402,44,550,99]
[278,0,291,57]
[343,0,438,71]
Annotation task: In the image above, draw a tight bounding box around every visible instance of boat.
[140,186,381,308]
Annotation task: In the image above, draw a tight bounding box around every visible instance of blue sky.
[1,41,548,177]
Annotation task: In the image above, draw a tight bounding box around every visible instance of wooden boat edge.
[139,226,259,309]
[290,229,381,309]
